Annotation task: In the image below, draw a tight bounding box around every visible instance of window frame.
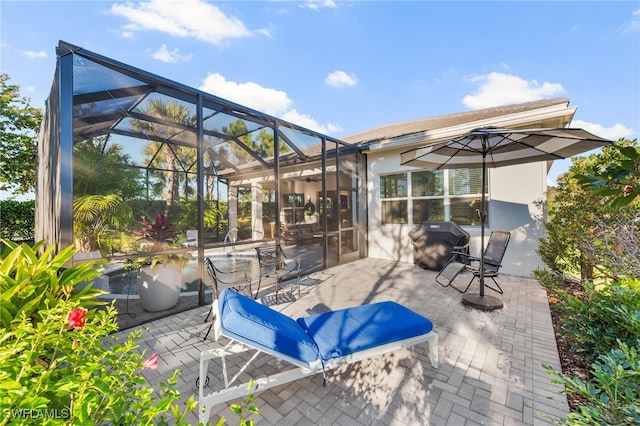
[379,169,489,226]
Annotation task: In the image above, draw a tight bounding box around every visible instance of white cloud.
[571,119,635,141]
[151,44,192,63]
[109,0,253,44]
[301,0,337,11]
[281,110,341,134]
[411,80,430,91]
[199,73,340,134]
[200,72,291,116]
[325,70,358,88]
[20,50,47,58]
[623,9,640,34]
[462,72,565,109]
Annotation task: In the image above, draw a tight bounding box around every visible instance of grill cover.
[409,221,470,270]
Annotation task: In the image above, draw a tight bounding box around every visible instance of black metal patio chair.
[255,243,301,304]
[202,257,252,340]
[435,230,511,294]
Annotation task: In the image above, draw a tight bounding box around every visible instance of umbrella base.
[461,293,503,311]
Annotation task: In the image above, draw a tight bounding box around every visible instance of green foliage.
[0,74,43,195]
[136,213,193,269]
[559,278,640,363]
[134,99,196,209]
[531,268,564,299]
[0,241,198,425]
[545,341,640,425]
[72,137,145,253]
[539,171,602,279]
[73,194,133,254]
[539,138,640,424]
[0,303,196,425]
[575,139,640,209]
[140,213,178,244]
[539,140,638,280]
[216,380,260,426]
[0,240,105,328]
[73,138,144,200]
[0,200,34,241]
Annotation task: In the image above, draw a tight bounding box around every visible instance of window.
[448,169,487,225]
[412,170,443,197]
[413,199,445,223]
[380,169,488,225]
[411,170,444,223]
[380,174,407,224]
[381,173,407,198]
[283,193,304,224]
[449,169,484,196]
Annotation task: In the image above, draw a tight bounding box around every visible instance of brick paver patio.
[117,258,569,425]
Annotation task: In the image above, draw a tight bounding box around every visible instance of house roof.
[341,98,573,145]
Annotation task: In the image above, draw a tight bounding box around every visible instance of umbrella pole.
[479,161,486,298]
[462,137,503,310]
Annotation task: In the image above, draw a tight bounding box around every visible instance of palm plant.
[73,194,132,254]
[132,98,197,218]
[72,137,142,253]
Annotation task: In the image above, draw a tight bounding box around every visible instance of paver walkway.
[117,258,569,425]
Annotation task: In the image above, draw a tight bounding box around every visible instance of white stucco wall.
[366,149,547,277]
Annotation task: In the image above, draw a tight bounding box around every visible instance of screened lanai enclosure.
[36,41,367,306]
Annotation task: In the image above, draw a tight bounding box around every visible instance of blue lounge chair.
[198,289,438,423]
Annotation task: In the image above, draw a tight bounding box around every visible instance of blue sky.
[1,1,638,199]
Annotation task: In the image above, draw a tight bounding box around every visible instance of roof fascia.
[361,103,577,154]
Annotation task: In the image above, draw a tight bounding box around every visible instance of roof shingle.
[340,98,571,144]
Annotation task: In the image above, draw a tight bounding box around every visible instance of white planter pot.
[139,265,181,312]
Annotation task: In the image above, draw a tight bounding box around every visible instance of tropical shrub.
[576,141,640,210]
[559,278,640,362]
[0,241,104,327]
[217,380,260,426]
[545,342,640,425]
[0,200,34,242]
[539,139,639,281]
[531,268,565,299]
[539,139,640,424]
[0,240,197,425]
[0,301,196,425]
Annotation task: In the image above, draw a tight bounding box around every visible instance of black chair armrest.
[465,256,501,268]
[453,243,470,251]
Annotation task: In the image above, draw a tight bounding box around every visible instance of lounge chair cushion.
[219,290,319,363]
[297,302,434,361]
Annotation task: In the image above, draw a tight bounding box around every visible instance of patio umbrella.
[400,127,611,310]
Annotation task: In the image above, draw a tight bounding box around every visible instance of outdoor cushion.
[218,290,319,363]
[297,301,434,361]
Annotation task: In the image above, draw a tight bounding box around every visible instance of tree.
[0,74,43,194]
[133,99,196,218]
[575,138,640,278]
[73,137,144,199]
[539,139,639,281]
[576,138,640,209]
[71,137,144,253]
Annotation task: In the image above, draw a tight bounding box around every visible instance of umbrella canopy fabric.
[400,127,611,310]
[400,128,611,170]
